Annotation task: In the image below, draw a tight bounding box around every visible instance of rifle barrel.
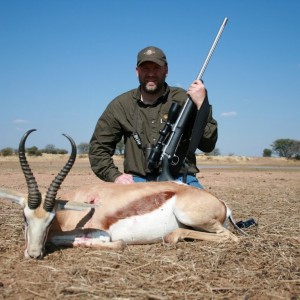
[163,17,229,159]
[149,18,229,181]
[197,17,228,80]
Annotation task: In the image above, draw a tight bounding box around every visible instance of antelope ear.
[56,200,99,211]
[0,189,27,208]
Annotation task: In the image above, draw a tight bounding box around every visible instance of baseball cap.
[137,46,167,67]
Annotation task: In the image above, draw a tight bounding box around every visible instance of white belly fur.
[109,196,179,244]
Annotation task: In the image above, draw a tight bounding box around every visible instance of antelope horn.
[43,133,77,212]
[19,129,42,209]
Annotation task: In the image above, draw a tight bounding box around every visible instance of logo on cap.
[144,49,155,56]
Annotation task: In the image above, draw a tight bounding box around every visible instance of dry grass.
[0,156,299,299]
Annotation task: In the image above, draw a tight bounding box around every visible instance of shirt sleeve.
[89,104,123,182]
[198,104,218,153]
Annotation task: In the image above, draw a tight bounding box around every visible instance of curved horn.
[43,133,77,212]
[19,129,42,209]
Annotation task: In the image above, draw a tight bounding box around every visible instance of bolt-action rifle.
[146,17,228,182]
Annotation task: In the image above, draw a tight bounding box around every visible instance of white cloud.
[221,111,237,117]
[13,119,29,124]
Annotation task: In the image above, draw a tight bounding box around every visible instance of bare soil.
[0,155,299,299]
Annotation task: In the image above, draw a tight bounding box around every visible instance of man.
[89,46,218,188]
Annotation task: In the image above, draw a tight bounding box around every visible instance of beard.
[139,77,166,95]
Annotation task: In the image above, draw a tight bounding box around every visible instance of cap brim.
[137,58,165,67]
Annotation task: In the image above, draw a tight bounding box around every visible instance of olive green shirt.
[89,84,218,182]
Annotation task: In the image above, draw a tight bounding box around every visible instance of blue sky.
[1,0,299,157]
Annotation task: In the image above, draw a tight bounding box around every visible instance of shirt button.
[151,120,155,124]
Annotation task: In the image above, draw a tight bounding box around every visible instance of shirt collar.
[134,83,170,105]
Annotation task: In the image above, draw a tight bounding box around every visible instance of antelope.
[0,129,246,259]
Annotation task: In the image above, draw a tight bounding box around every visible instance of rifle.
[147,17,228,181]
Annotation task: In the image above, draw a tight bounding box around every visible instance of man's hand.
[114,173,134,184]
[187,79,206,110]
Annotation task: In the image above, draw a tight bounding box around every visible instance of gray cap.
[137,46,167,67]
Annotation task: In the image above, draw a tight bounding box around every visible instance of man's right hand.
[114,173,134,184]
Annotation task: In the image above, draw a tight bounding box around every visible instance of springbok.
[0,129,246,259]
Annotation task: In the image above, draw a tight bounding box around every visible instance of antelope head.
[19,129,76,259]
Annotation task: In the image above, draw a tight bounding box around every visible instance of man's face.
[136,61,168,94]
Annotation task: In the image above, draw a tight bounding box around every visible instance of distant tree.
[263,148,272,157]
[290,140,300,159]
[42,144,56,154]
[271,139,299,158]
[56,149,68,154]
[41,144,68,154]
[77,142,89,154]
[27,146,42,156]
[1,147,14,156]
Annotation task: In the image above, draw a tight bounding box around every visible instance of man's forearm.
[89,152,121,182]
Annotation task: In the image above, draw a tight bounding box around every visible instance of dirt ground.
[0,155,299,299]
